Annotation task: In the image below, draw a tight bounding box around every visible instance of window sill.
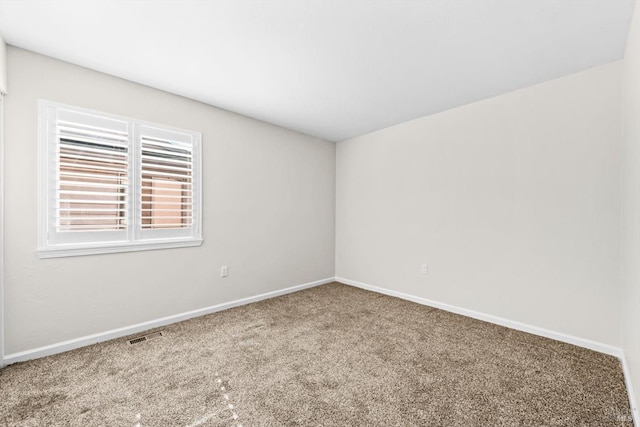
[37,238,204,259]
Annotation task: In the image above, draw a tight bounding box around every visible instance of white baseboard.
[2,277,335,366]
[620,352,639,426]
[336,277,623,357]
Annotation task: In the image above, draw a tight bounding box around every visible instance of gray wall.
[336,62,623,346]
[0,34,6,94]
[622,0,640,414]
[3,47,336,355]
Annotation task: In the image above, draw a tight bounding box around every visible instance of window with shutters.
[38,101,202,258]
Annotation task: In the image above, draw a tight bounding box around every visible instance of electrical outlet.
[221,265,228,277]
[421,264,429,275]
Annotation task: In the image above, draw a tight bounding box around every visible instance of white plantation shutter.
[43,107,131,246]
[57,120,129,232]
[39,101,202,257]
[136,125,199,240]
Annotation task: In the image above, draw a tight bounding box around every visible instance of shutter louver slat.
[141,154,191,166]
[58,208,128,213]
[56,120,129,232]
[60,162,129,174]
[140,145,191,158]
[53,224,128,230]
[60,171,126,183]
[140,134,193,230]
[140,163,192,174]
[140,181,192,188]
[137,169,192,180]
[56,198,127,204]
[57,181,128,190]
[59,145,127,160]
[139,185,192,194]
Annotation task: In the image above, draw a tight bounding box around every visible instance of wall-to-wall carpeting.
[0,283,632,426]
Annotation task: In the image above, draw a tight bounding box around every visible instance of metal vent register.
[127,331,164,345]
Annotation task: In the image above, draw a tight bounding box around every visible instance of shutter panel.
[54,111,130,239]
[139,128,194,231]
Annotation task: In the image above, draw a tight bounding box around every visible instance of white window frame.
[38,100,203,258]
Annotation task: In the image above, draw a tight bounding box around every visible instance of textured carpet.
[0,282,633,426]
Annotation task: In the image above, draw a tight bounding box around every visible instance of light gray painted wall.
[0,35,6,366]
[3,47,336,355]
[336,62,623,346]
[0,34,6,94]
[622,0,640,414]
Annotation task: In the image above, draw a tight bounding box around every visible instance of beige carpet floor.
[0,282,633,426]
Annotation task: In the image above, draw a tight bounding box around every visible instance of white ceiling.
[0,0,635,142]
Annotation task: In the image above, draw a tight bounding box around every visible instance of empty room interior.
[1,0,640,425]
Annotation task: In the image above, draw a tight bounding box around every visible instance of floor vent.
[128,331,164,345]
